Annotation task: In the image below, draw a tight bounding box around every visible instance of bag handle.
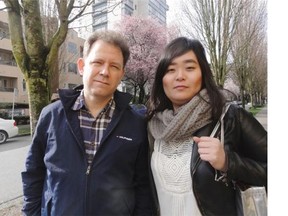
[212,103,231,184]
[192,103,231,176]
[210,103,231,138]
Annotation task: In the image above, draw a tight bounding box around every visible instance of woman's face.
[162,50,202,110]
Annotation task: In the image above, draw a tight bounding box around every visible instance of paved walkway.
[254,105,267,130]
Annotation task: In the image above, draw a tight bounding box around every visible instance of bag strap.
[212,103,231,184]
[210,103,231,139]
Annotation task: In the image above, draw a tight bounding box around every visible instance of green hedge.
[13,116,30,125]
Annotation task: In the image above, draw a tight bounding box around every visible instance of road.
[0,135,31,207]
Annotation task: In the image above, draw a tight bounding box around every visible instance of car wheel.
[0,130,8,144]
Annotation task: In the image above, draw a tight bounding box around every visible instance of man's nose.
[99,65,109,76]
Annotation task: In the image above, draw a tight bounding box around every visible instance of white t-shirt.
[151,138,202,216]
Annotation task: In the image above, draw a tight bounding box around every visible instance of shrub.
[13,116,30,125]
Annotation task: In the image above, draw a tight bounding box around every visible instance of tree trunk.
[49,57,60,98]
[250,93,254,107]
[240,88,245,109]
[138,85,145,104]
[132,86,137,103]
[27,75,49,134]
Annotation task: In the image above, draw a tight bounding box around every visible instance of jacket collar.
[57,85,133,155]
[58,84,133,112]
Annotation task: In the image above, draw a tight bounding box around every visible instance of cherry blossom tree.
[117,16,168,104]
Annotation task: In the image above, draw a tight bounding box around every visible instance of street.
[0,135,31,208]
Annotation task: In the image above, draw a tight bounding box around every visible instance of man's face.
[78,40,124,102]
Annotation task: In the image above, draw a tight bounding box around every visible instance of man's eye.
[111,65,121,70]
[92,61,102,66]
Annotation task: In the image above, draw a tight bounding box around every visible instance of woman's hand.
[193,136,227,171]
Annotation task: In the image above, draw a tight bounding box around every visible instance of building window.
[0,52,16,66]
[93,22,108,31]
[67,42,77,54]
[68,83,77,89]
[80,46,83,57]
[93,13,108,25]
[22,79,26,92]
[0,21,10,39]
[123,7,133,16]
[0,77,15,92]
[93,0,108,12]
[68,63,77,74]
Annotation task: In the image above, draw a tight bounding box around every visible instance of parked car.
[232,100,242,106]
[0,118,19,144]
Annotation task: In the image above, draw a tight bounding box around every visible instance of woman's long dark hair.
[147,37,225,122]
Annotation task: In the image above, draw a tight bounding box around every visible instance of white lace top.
[151,138,202,216]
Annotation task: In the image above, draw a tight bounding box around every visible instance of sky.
[166,0,181,25]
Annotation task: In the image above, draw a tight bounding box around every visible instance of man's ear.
[77,58,85,76]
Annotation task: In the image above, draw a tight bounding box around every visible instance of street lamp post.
[11,88,18,120]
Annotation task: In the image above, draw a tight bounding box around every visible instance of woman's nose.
[176,69,185,80]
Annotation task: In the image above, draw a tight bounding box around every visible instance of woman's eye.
[186,66,195,71]
[167,68,175,73]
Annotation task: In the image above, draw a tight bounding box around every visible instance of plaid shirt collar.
[72,90,115,118]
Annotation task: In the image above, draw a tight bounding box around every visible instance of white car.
[0,118,19,144]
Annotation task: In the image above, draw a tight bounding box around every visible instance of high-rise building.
[73,0,169,39]
[93,0,169,31]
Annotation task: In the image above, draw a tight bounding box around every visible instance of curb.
[0,196,23,215]
[16,133,31,137]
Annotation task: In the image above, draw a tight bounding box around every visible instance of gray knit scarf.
[148,89,212,142]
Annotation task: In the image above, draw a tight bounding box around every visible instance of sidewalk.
[0,197,22,216]
[254,105,267,130]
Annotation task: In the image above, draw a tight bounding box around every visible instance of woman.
[147,37,267,216]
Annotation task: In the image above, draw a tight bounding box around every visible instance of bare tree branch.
[179,0,245,87]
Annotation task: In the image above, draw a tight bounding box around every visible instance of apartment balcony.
[0,61,20,78]
[0,86,14,92]
[0,37,12,51]
[0,63,28,104]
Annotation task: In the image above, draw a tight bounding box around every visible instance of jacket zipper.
[192,157,201,175]
[66,120,89,214]
[86,164,91,175]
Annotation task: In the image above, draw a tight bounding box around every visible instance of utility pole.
[11,88,18,119]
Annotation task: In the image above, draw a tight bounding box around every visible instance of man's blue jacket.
[21,86,153,215]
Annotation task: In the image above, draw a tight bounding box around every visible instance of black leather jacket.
[149,104,267,216]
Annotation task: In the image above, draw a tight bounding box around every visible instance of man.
[22,30,153,215]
